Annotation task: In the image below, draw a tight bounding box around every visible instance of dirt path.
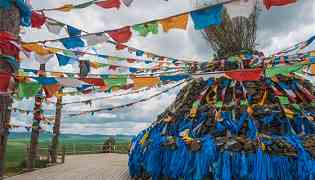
[6,153,131,180]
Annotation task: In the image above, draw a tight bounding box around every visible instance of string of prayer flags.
[191,4,224,30]
[63,80,187,116]
[264,0,297,9]
[273,35,315,56]
[23,14,195,64]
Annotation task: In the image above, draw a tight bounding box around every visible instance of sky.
[11,0,315,135]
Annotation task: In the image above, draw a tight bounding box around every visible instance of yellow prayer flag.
[132,76,160,89]
[90,61,102,69]
[159,14,188,32]
[51,72,65,77]
[22,43,52,56]
[56,4,74,12]
[310,64,315,75]
[47,47,62,53]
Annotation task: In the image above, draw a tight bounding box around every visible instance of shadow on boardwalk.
[6,154,131,180]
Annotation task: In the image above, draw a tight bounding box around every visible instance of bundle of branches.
[204,9,257,59]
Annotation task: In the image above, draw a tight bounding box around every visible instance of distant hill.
[8,132,133,144]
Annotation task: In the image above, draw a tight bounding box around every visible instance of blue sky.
[11,0,315,135]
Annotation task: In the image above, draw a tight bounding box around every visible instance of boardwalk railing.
[25,144,129,169]
[62,144,129,155]
[26,144,66,166]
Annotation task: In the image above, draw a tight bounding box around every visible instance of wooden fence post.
[61,146,65,164]
[73,144,76,154]
[50,90,63,163]
[28,63,46,170]
[0,4,20,179]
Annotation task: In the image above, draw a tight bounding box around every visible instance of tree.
[0,5,20,179]
[103,137,116,153]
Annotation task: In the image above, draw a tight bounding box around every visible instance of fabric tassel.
[221,151,231,180]
[194,135,217,179]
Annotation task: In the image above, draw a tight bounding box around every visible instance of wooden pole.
[50,90,62,163]
[0,4,20,180]
[28,64,46,170]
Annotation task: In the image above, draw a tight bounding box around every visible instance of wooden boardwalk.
[6,154,131,180]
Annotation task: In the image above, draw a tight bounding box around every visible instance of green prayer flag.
[18,82,42,98]
[63,50,76,57]
[215,101,223,109]
[66,73,75,78]
[74,0,96,8]
[277,96,289,105]
[265,63,308,77]
[310,101,315,108]
[192,101,200,108]
[132,22,158,37]
[240,100,248,107]
[291,104,301,112]
[102,75,127,88]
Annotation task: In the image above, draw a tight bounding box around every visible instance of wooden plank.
[6,154,131,180]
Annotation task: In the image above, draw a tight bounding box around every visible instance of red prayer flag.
[116,44,127,50]
[79,78,107,88]
[0,41,20,59]
[225,68,263,81]
[107,26,132,44]
[43,84,61,98]
[31,11,47,28]
[127,58,137,63]
[264,0,296,9]
[0,32,17,42]
[0,73,12,93]
[96,0,121,9]
[108,65,119,71]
